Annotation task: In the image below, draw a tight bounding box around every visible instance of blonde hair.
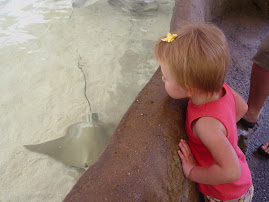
[154,23,230,94]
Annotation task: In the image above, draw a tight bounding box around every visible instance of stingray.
[24,113,113,169]
[24,56,113,169]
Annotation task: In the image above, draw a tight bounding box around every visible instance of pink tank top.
[185,83,252,200]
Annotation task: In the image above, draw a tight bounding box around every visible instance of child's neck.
[190,88,224,105]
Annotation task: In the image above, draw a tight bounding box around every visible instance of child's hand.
[178,139,196,178]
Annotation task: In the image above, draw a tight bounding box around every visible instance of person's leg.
[240,63,269,155]
[240,34,269,155]
[243,63,269,123]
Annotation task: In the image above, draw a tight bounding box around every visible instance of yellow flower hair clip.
[161,32,178,43]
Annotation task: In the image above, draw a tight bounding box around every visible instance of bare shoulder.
[229,86,241,100]
[192,117,227,139]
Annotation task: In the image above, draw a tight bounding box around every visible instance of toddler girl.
[154,23,253,201]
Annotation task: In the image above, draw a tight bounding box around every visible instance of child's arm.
[230,87,248,122]
[178,117,241,185]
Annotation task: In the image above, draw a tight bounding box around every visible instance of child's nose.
[162,76,165,83]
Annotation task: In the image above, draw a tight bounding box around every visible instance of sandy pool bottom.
[0,0,173,201]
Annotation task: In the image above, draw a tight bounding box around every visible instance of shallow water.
[0,0,173,201]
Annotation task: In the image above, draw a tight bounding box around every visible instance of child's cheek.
[165,84,174,98]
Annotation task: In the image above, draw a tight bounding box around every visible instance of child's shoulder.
[192,116,227,138]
